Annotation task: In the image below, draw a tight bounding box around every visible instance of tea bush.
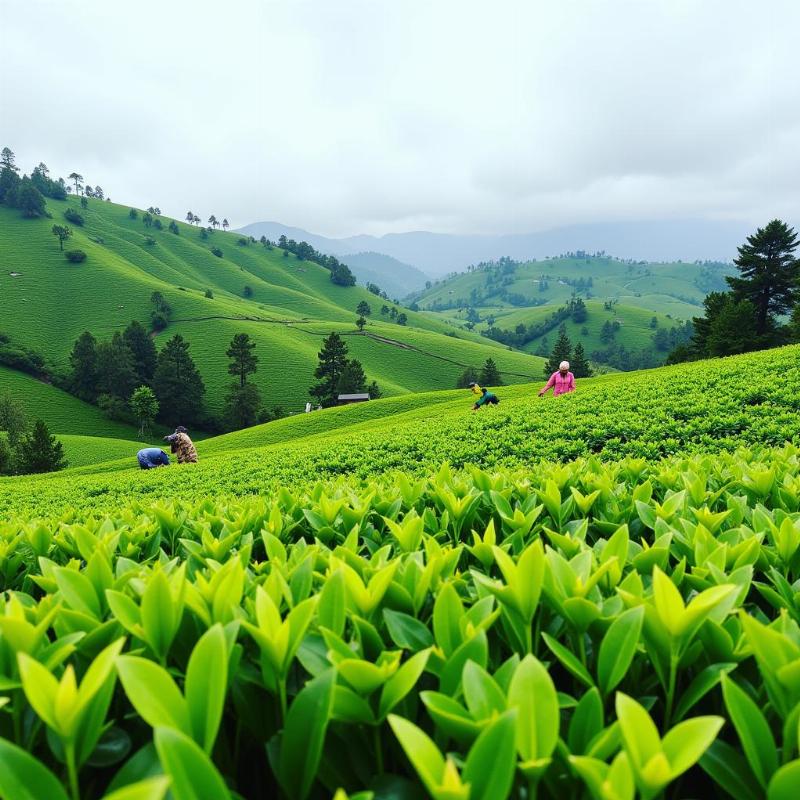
[2,445,800,798]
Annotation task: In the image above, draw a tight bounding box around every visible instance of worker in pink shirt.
[539,360,576,397]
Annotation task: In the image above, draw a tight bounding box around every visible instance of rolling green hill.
[412,254,731,317]
[0,199,544,418]
[410,254,726,369]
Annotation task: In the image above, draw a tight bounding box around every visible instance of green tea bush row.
[1,448,800,798]
[2,345,800,518]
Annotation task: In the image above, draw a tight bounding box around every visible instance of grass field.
[0,200,544,413]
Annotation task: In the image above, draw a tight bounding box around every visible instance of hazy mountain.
[238,219,761,279]
[338,252,429,298]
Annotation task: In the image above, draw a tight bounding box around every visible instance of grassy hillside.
[0,365,144,439]
[0,199,544,414]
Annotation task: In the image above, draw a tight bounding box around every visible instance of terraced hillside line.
[167,314,542,380]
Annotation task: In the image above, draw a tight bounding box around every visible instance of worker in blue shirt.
[137,447,171,469]
[469,382,499,411]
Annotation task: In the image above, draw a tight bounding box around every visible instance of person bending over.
[539,360,575,397]
[469,382,499,411]
[137,448,170,470]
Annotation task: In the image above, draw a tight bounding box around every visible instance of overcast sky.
[2,0,797,236]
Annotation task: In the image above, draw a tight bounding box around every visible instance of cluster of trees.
[483,298,587,348]
[0,393,66,476]
[67,321,206,430]
[670,220,800,362]
[276,235,357,287]
[543,326,592,378]
[355,301,407,328]
[0,147,61,218]
[456,358,503,388]
[310,333,380,407]
[0,331,48,379]
[150,291,173,331]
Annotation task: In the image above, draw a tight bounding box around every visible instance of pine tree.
[226,333,258,387]
[153,335,206,426]
[223,382,262,430]
[310,333,350,407]
[336,359,367,395]
[123,321,158,385]
[0,392,27,449]
[96,333,139,400]
[15,419,67,474]
[544,325,573,378]
[571,342,593,378]
[727,219,800,337]
[479,358,502,386]
[68,331,98,401]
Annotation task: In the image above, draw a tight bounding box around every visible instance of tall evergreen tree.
[571,342,593,378]
[69,331,98,400]
[727,219,800,337]
[456,366,479,388]
[705,297,758,357]
[223,382,262,430]
[0,392,27,449]
[336,359,367,395]
[153,335,205,426]
[123,321,158,385]
[226,333,258,387]
[15,419,66,474]
[310,333,350,407]
[544,325,573,377]
[96,333,139,400]
[479,358,502,386]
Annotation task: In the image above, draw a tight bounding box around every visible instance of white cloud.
[1,0,797,236]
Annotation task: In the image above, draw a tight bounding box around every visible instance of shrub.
[237,237,249,246]
[211,247,223,258]
[128,208,138,219]
[151,312,168,331]
[144,236,156,246]
[64,249,87,263]
[64,208,84,225]
[243,285,253,298]
[205,289,214,299]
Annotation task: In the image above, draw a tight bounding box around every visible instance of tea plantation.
[1,346,800,799]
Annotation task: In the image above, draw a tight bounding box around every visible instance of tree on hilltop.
[17,178,46,218]
[222,218,229,231]
[68,172,83,196]
[727,219,800,337]
[1,147,18,172]
[208,215,218,229]
[186,210,194,225]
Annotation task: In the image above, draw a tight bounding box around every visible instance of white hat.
[559,361,570,370]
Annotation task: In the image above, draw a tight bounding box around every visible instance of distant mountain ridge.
[237,218,765,280]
